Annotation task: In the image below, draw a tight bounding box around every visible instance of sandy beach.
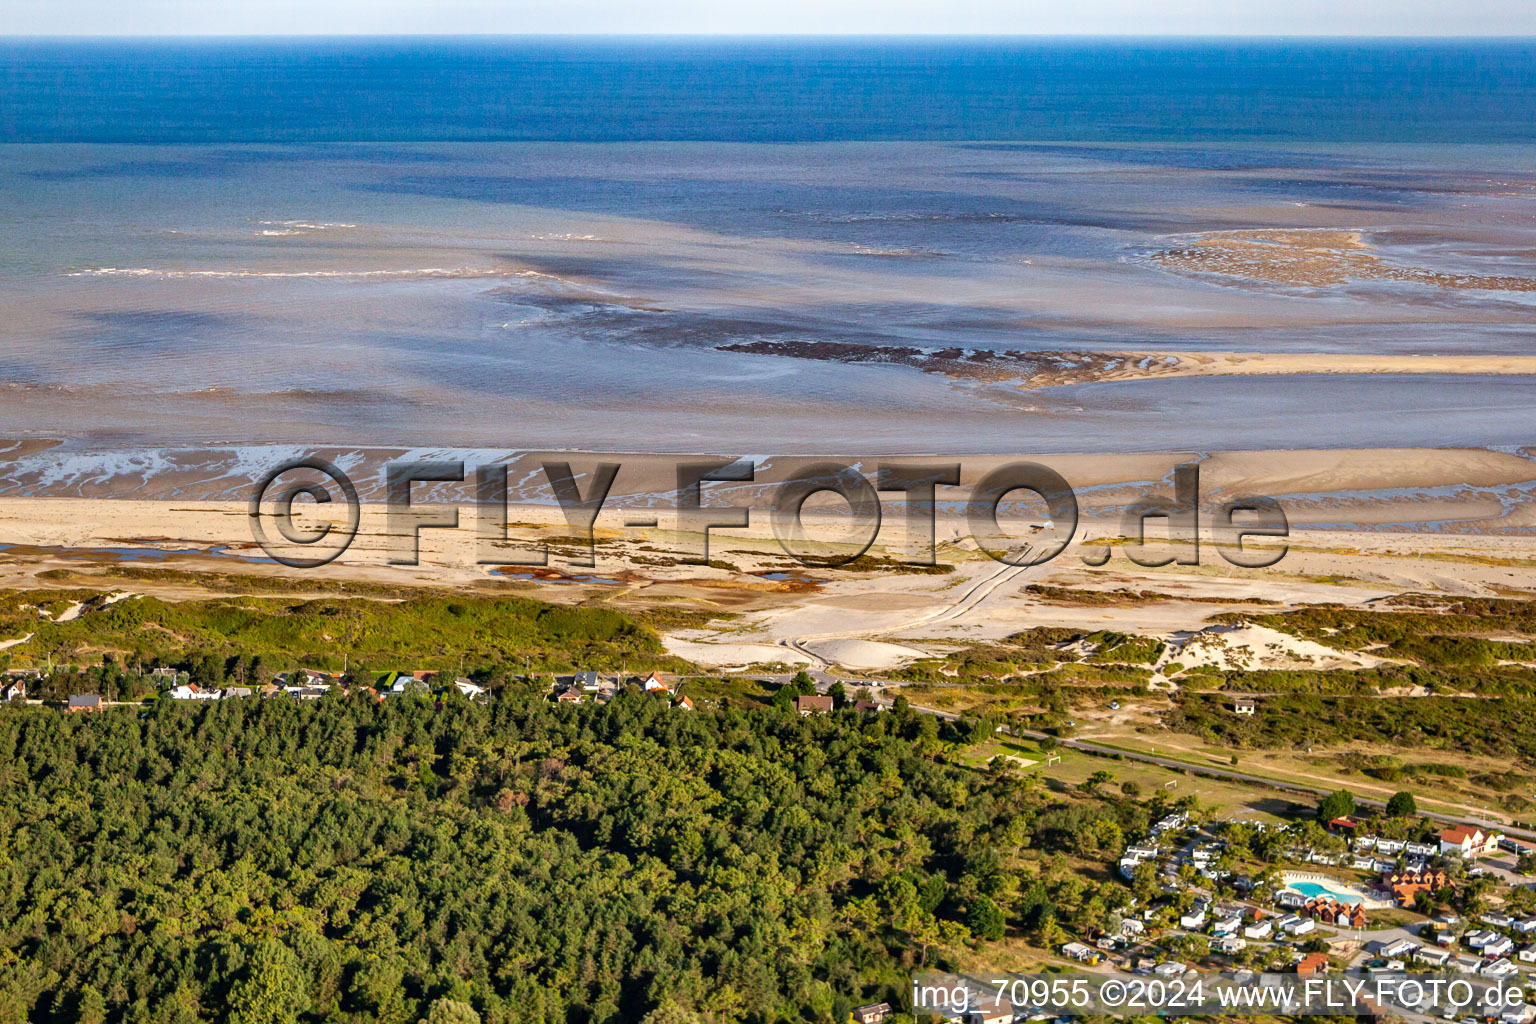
[1,442,1531,674]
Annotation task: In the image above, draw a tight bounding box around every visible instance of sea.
[2,38,1536,486]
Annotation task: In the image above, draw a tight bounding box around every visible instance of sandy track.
[778,553,1035,670]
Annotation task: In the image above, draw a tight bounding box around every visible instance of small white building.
[1484,937,1516,958]
[1244,920,1274,940]
[1482,958,1518,978]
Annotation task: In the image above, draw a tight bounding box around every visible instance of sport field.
[963,736,1311,822]
[1070,710,1529,825]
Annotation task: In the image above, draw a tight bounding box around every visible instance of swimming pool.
[1287,881,1363,905]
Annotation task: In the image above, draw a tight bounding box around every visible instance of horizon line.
[5,32,1536,40]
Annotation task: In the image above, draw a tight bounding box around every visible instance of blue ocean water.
[4,37,1536,143]
[3,39,1536,470]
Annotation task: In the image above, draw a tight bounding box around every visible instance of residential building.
[1061,942,1101,964]
[795,694,833,716]
[1414,947,1452,967]
[852,1003,892,1024]
[66,694,102,713]
[452,677,487,700]
[1244,920,1274,940]
[1484,937,1516,958]
[1296,953,1329,977]
[1441,826,1500,857]
[1465,930,1500,950]
[960,1008,1012,1024]
[1233,699,1256,715]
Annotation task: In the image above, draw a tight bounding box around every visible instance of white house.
[1244,920,1274,940]
[1517,945,1536,965]
[169,683,219,700]
[1180,910,1207,930]
[1380,939,1418,958]
[1482,958,1518,978]
[1061,942,1101,965]
[1214,935,1246,955]
[1441,826,1500,857]
[1212,917,1241,936]
[1484,937,1516,958]
[1284,918,1316,936]
[1153,962,1187,977]
[1453,955,1483,974]
[1466,930,1501,950]
[452,677,487,699]
[1414,947,1452,967]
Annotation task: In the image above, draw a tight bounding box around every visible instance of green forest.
[0,590,692,688]
[0,692,1137,1024]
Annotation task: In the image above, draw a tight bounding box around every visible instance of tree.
[228,941,303,1024]
[1080,770,1114,796]
[967,895,1006,942]
[1386,791,1417,817]
[74,987,107,1024]
[420,998,481,1024]
[1317,789,1356,822]
[828,681,848,708]
[1121,780,1141,797]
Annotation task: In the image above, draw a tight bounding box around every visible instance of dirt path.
[777,554,1036,670]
